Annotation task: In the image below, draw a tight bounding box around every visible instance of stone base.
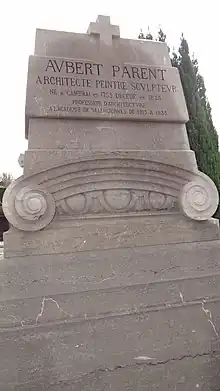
[3,213,220,258]
[1,240,220,390]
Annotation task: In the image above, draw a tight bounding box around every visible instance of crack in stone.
[178,292,219,340]
[74,239,87,250]
[70,351,216,383]
[8,288,220,339]
[96,272,116,283]
[8,315,25,328]
[179,291,185,304]
[149,265,180,275]
[35,297,73,325]
[201,300,220,339]
[132,352,214,366]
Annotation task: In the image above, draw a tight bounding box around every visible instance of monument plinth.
[1,15,220,391]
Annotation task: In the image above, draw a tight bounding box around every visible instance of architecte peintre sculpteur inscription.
[26,57,188,123]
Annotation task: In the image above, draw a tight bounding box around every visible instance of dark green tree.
[171,51,178,67]
[138,30,220,217]
[138,27,167,43]
[158,28,166,42]
[0,187,5,202]
[176,35,220,191]
[0,173,13,188]
[0,173,13,207]
[175,36,200,163]
[138,29,145,39]
[145,27,153,40]
[138,27,153,40]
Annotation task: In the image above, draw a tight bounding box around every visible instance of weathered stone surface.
[26,55,188,123]
[4,14,216,236]
[25,16,189,137]
[10,355,220,391]
[23,149,197,176]
[1,14,220,391]
[27,118,190,152]
[34,20,170,63]
[3,214,220,257]
[1,241,220,300]
[1,239,220,389]
[0,300,220,389]
[1,262,220,328]
[3,150,219,242]
[2,355,220,391]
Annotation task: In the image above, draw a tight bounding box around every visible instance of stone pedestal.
[1,15,220,391]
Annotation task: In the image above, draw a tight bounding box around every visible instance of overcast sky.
[1,0,219,177]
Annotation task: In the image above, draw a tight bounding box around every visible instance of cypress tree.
[138,30,220,217]
[176,35,220,191]
[175,36,201,166]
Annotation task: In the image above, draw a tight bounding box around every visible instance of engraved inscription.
[26,56,189,123]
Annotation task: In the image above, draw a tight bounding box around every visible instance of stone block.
[28,118,190,151]
[0,301,220,389]
[3,214,219,257]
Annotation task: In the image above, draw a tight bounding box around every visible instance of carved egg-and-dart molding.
[57,189,177,216]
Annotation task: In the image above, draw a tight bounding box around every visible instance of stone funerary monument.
[1,15,220,390]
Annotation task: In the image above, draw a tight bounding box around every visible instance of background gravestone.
[1,15,220,391]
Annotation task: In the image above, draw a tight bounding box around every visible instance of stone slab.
[1,273,220,328]
[26,56,188,125]
[23,149,197,176]
[5,354,219,391]
[1,238,220,390]
[27,118,190,151]
[3,214,219,257]
[1,240,220,300]
[0,301,220,389]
